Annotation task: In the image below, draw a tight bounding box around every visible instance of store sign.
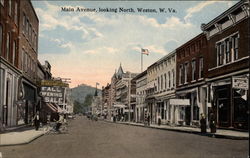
[40,80,68,87]
[40,86,64,104]
[169,99,190,106]
[232,77,248,90]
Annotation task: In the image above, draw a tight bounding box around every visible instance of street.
[0,116,248,158]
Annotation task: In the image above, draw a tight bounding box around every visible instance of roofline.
[132,70,147,81]
[29,0,39,23]
[148,50,176,69]
[201,0,246,31]
[176,33,205,51]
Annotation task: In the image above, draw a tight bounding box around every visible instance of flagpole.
[141,49,143,72]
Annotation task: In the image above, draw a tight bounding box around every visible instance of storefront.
[211,75,249,130]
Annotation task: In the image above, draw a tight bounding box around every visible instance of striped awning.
[46,103,58,112]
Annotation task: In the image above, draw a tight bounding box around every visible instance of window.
[0,0,4,6]
[168,71,171,88]
[191,60,196,81]
[157,77,160,91]
[8,0,11,16]
[172,69,175,87]
[199,57,204,78]
[29,24,32,40]
[161,75,163,90]
[14,2,18,25]
[23,13,26,27]
[184,63,189,83]
[0,25,2,55]
[13,40,16,64]
[26,19,29,36]
[225,39,232,63]
[232,34,239,60]
[22,50,25,70]
[164,73,167,89]
[6,33,10,60]
[179,64,183,85]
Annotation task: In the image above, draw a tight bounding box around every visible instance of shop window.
[193,97,199,120]
[233,89,248,123]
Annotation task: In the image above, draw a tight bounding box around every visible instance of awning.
[46,103,57,112]
[169,99,190,106]
[114,104,126,108]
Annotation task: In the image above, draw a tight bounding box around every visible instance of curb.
[103,120,248,140]
[0,130,48,147]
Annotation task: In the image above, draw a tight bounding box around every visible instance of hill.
[70,84,101,104]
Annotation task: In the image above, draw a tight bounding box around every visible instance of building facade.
[102,83,111,118]
[146,51,176,125]
[176,33,209,126]
[18,0,39,125]
[0,0,21,129]
[133,70,147,123]
[202,0,249,130]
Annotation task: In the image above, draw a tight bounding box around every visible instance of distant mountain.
[70,84,101,104]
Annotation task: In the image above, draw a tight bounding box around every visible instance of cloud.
[184,1,236,22]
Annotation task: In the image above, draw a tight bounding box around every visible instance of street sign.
[40,80,69,87]
[232,77,248,90]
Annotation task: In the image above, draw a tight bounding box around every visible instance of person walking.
[33,112,40,131]
[147,114,150,126]
[200,114,207,134]
[55,114,64,131]
[209,112,216,133]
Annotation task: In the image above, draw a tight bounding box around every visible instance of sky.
[31,0,239,88]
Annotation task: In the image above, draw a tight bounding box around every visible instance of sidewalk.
[0,126,50,146]
[105,120,249,140]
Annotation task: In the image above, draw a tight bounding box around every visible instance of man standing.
[34,112,40,131]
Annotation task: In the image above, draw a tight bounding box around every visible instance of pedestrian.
[200,113,206,134]
[33,112,40,131]
[55,114,64,131]
[147,114,150,126]
[209,112,216,133]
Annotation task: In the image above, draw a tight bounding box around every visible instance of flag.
[141,48,149,55]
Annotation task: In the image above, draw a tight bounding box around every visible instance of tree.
[73,100,83,114]
[83,94,93,107]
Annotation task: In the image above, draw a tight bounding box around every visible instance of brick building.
[0,0,21,129]
[18,0,39,125]
[201,0,249,130]
[175,33,209,126]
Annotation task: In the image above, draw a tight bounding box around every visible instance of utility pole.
[128,72,131,122]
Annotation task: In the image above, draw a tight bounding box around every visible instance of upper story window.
[184,62,189,83]
[172,69,175,87]
[191,60,196,81]
[12,40,16,65]
[0,0,4,6]
[161,75,163,90]
[8,0,11,16]
[216,32,239,66]
[168,71,171,88]
[0,24,2,56]
[14,2,18,25]
[6,32,10,61]
[164,73,167,89]
[199,57,204,79]
[179,64,183,85]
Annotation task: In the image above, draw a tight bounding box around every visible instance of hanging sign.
[232,77,248,90]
